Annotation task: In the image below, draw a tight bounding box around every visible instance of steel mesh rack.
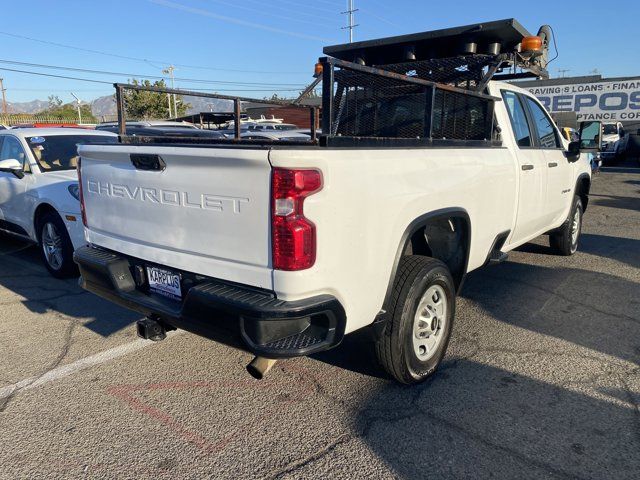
[319,56,502,148]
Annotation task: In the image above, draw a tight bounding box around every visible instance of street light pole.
[70,92,82,124]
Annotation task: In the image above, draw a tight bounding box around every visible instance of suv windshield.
[602,124,618,135]
[26,134,117,172]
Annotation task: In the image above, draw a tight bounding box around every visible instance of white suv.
[0,128,117,277]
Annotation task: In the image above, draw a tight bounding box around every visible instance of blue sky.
[1,0,638,103]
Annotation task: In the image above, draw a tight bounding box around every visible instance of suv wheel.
[375,256,455,384]
[549,196,583,256]
[37,211,78,278]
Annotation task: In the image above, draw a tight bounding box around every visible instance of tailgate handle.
[521,164,534,171]
[130,154,166,171]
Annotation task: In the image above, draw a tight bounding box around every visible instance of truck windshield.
[26,135,117,172]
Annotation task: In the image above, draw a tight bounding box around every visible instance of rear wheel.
[37,211,78,278]
[375,256,455,384]
[550,196,583,256]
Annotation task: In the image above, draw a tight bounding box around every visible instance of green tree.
[123,79,189,119]
[41,95,96,123]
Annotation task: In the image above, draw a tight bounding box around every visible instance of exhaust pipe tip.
[246,357,278,380]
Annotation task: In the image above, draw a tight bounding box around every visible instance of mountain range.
[7,95,238,118]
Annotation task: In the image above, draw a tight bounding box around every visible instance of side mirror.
[566,140,581,162]
[0,158,24,178]
[578,121,602,152]
[618,126,626,138]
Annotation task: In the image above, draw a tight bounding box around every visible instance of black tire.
[36,211,79,278]
[549,196,583,256]
[375,256,455,384]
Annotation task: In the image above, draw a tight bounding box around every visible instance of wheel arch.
[33,202,60,237]
[575,173,591,211]
[381,208,471,315]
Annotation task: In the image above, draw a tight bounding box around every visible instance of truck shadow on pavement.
[460,261,640,366]
[589,193,640,213]
[354,358,640,479]
[516,234,640,269]
[0,234,139,337]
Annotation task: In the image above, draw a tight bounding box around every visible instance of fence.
[0,113,80,125]
[0,113,118,126]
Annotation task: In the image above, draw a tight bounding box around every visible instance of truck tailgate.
[78,144,273,289]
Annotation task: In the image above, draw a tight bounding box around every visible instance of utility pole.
[341,0,358,43]
[0,78,7,115]
[163,66,177,118]
[558,69,570,78]
[70,92,82,124]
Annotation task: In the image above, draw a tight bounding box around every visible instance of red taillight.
[77,157,87,227]
[272,168,322,271]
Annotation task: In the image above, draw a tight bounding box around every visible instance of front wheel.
[549,196,583,256]
[37,211,79,278]
[375,256,455,384]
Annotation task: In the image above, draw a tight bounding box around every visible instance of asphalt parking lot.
[1,166,639,479]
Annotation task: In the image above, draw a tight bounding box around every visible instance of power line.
[241,0,340,23]
[0,59,307,87]
[151,0,331,42]
[0,31,308,75]
[0,67,306,92]
[0,67,111,84]
[359,8,400,28]
[8,88,110,92]
[272,0,338,14]
[314,0,343,6]
[205,0,336,28]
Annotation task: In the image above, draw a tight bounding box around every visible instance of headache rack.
[317,18,550,148]
[319,57,500,147]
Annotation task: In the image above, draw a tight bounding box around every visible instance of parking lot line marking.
[0,331,182,401]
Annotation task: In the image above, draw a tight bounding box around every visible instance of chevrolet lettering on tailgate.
[86,180,249,213]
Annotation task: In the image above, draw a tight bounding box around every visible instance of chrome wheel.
[41,222,63,271]
[412,285,448,361]
[570,207,582,251]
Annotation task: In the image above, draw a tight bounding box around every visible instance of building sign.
[524,80,640,121]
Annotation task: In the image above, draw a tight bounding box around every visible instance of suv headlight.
[68,184,80,200]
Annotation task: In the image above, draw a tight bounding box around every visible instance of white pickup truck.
[74,20,601,383]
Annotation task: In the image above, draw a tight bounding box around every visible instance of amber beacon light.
[521,35,543,56]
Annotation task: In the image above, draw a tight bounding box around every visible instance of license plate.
[147,266,182,300]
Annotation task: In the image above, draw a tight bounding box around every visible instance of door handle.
[548,162,558,168]
[521,164,534,171]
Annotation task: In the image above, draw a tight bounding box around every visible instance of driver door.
[501,90,548,244]
[0,135,31,235]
